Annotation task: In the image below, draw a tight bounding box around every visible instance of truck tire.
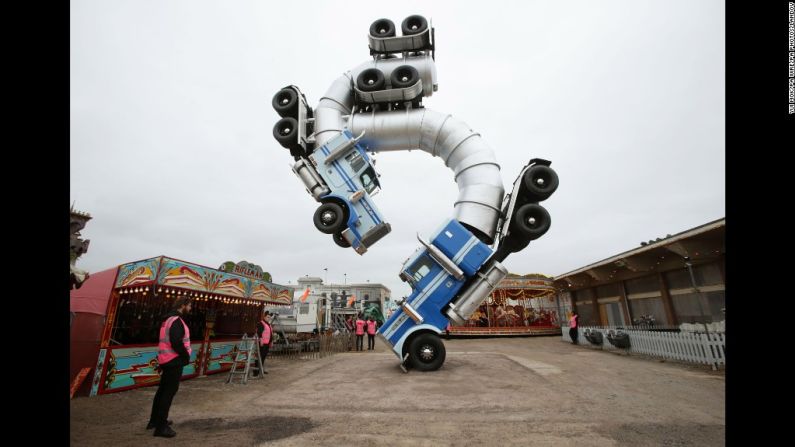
[390,65,420,89]
[401,15,428,36]
[272,88,298,118]
[369,18,396,38]
[313,202,345,234]
[273,117,298,148]
[522,165,559,202]
[333,232,351,248]
[408,333,446,371]
[356,68,386,92]
[512,203,551,241]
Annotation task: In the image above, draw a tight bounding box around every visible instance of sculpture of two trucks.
[271,16,558,371]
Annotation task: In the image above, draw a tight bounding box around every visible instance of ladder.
[225,334,264,384]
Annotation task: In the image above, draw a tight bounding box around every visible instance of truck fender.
[394,324,443,358]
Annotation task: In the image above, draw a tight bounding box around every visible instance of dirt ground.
[70,336,725,446]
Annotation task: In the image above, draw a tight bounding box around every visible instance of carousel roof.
[492,273,556,298]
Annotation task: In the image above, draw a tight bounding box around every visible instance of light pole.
[324,267,328,284]
[344,273,347,285]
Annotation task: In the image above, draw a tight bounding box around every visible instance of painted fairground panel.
[158,257,293,303]
[451,274,563,334]
[271,287,293,305]
[115,257,160,288]
[204,339,248,374]
[98,342,202,394]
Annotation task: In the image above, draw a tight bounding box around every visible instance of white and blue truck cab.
[272,85,391,255]
[292,130,391,254]
[378,219,508,371]
[378,158,559,372]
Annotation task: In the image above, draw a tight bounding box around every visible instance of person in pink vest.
[569,310,579,345]
[148,297,192,438]
[354,313,366,351]
[366,316,377,350]
[252,311,273,376]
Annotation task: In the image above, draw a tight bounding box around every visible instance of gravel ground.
[70,336,724,446]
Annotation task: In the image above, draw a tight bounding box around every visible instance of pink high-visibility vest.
[570,315,578,328]
[260,320,272,345]
[355,319,365,335]
[157,316,192,365]
[366,320,376,335]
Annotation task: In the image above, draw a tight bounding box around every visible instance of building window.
[665,268,693,289]
[692,263,723,286]
[671,291,725,323]
[603,302,625,326]
[625,275,660,295]
[628,297,668,325]
[573,288,595,303]
[595,283,620,298]
[576,303,596,326]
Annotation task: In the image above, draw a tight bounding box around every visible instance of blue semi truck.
[378,159,558,371]
[273,85,392,255]
[272,83,559,372]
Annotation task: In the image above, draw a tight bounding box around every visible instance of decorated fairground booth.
[448,273,562,336]
[70,257,293,396]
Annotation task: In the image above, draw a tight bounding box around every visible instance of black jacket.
[160,311,191,368]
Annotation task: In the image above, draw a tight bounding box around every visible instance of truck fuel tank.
[444,259,508,325]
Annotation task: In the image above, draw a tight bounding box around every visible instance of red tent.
[70,267,118,396]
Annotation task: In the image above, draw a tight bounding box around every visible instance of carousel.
[448,273,562,336]
[70,256,293,396]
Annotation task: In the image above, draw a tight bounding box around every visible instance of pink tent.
[70,267,118,396]
[70,267,117,315]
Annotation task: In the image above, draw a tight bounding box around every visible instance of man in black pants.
[148,297,192,438]
[355,314,365,351]
[366,316,376,350]
[252,311,273,376]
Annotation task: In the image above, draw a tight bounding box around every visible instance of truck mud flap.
[400,353,410,374]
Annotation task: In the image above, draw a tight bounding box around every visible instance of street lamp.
[344,273,347,285]
[324,267,328,284]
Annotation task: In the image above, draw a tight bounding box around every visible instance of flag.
[347,294,356,307]
[299,287,311,303]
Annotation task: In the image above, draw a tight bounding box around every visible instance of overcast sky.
[70,0,725,300]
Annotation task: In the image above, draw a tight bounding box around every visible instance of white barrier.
[562,325,726,370]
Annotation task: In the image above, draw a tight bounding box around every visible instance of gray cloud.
[71,0,724,299]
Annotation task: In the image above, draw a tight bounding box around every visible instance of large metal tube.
[313,54,502,243]
[349,109,504,243]
[314,74,354,148]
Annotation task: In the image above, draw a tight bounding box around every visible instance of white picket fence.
[562,325,726,370]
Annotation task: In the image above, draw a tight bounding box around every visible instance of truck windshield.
[360,167,379,194]
[406,254,434,284]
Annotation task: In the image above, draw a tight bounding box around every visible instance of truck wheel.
[523,165,559,202]
[313,202,345,234]
[369,18,396,38]
[356,68,386,92]
[408,333,446,371]
[401,15,428,36]
[512,204,551,241]
[273,117,298,148]
[390,65,420,89]
[272,88,298,118]
[333,232,351,248]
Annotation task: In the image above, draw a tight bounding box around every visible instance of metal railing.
[266,332,354,361]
